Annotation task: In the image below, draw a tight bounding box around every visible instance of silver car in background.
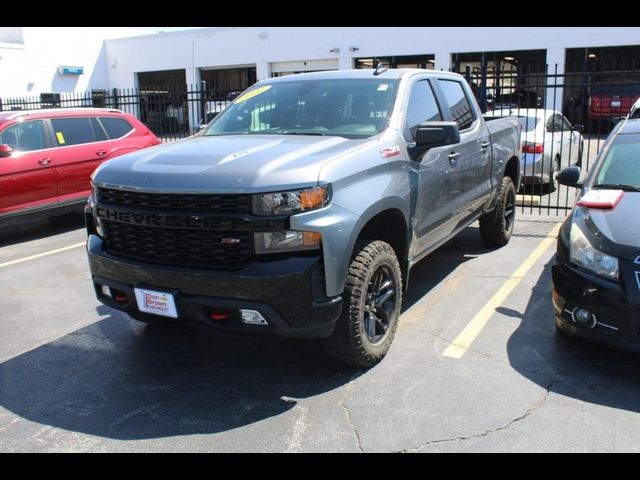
[485,108,583,191]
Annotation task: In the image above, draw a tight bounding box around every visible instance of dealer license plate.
[611,100,621,107]
[134,288,178,318]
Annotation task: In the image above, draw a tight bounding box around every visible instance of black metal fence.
[0,83,242,143]
[1,61,639,215]
[461,60,640,215]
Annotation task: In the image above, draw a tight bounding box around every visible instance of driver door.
[406,79,460,259]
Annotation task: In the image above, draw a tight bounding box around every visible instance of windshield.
[204,78,399,139]
[594,133,640,188]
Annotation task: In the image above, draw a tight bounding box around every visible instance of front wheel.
[479,176,516,247]
[323,240,402,368]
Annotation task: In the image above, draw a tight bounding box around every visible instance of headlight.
[254,231,321,254]
[569,223,618,280]
[253,186,330,216]
[85,183,104,237]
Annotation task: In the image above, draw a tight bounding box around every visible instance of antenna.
[373,62,388,76]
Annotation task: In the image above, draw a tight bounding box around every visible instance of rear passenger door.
[435,79,492,221]
[49,116,110,203]
[0,120,58,215]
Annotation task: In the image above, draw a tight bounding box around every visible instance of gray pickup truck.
[86,68,521,367]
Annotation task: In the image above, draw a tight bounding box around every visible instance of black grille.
[97,188,252,213]
[102,220,252,268]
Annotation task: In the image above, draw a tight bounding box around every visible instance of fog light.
[572,308,596,328]
[113,291,127,303]
[210,310,230,321]
[101,285,112,298]
[240,309,268,325]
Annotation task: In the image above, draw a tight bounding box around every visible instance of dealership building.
[1,26,639,129]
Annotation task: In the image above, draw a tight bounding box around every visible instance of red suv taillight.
[522,143,544,154]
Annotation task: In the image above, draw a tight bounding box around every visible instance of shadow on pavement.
[505,257,640,413]
[0,212,85,248]
[0,306,361,440]
[404,224,489,311]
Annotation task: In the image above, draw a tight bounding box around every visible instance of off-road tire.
[479,176,516,247]
[323,240,402,368]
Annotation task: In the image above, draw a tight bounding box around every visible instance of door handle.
[38,157,51,166]
[481,141,490,150]
[96,149,107,156]
[448,152,461,164]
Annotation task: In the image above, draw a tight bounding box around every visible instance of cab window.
[404,80,442,141]
[437,79,475,130]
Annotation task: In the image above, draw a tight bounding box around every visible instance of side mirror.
[415,121,460,148]
[409,121,460,161]
[572,124,584,133]
[557,166,582,188]
[196,124,206,133]
[0,144,13,158]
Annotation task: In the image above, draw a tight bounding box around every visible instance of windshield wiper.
[593,183,640,192]
[277,130,327,136]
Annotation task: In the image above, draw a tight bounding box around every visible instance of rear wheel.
[479,176,516,247]
[323,240,402,368]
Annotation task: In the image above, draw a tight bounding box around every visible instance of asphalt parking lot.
[1,209,639,453]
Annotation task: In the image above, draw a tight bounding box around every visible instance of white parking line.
[442,223,562,359]
[0,242,85,269]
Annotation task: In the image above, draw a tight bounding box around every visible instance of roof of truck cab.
[263,68,463,83]
[618,118,640,134]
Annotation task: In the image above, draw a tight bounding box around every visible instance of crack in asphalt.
[340,375,364,452]
[397,381,555,453]
[411,327,554,378]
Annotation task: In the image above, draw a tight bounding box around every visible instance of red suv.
[0,108,160,226]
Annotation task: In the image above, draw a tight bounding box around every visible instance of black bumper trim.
[552,261,640,351]
[88,235,342,338]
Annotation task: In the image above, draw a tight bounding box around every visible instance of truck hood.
[93,134,367,193]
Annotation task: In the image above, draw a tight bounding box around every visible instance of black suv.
[552,116,640,351]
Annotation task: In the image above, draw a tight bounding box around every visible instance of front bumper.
[87,234,342,338]
[552,260,640,352]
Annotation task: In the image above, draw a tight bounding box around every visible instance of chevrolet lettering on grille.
[95,206,237,230]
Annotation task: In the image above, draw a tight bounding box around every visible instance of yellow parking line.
[0,242,85,269]
[442,223,562,359]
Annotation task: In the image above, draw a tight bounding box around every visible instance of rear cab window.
[437,79,476,130]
